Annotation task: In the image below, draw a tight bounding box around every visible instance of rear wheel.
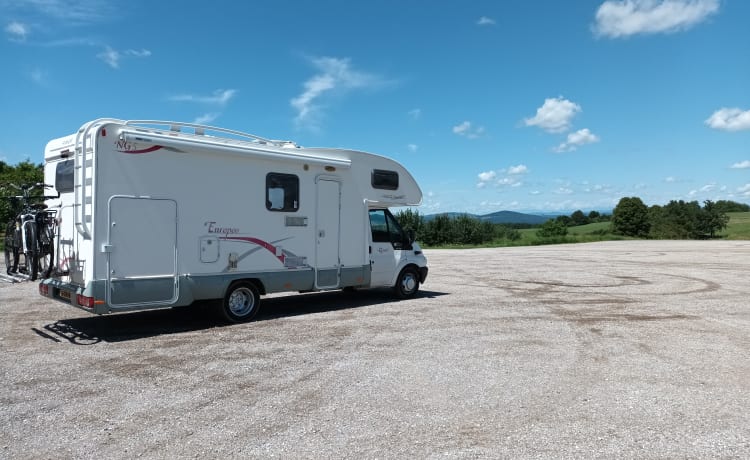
[394,267,420,299]
[23,221,39,281]
[38,224,54,279]
[4,223,18,274]
[221,281,261,323]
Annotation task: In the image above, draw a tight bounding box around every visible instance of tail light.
[39,283,49,296]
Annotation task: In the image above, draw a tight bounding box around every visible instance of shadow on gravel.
[34,289,447,344]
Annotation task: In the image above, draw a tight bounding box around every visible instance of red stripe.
[222,236,285,263]
[118,145,163,154]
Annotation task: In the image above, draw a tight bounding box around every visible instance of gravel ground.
[1,240,749,459]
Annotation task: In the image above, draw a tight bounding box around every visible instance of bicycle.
[3,183,58,281]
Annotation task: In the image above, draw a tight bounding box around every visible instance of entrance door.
[107,197,178,307]
[315,179,341,288]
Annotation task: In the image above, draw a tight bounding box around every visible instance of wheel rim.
[401,271,417,294]
[228,287,256,316]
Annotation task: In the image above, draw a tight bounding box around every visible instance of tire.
[394,266,420,299]
[4,223,18,274]
[221,281,261,323]
[23,221,39,281]
[38,223,54,279]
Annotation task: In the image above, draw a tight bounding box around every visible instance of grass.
[720,212,750,239]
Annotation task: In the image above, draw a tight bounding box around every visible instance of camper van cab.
[38,119,428,322]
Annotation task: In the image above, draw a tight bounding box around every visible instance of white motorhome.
[38,119,428,322]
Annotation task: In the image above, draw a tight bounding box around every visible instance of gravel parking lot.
[1,240,749,458]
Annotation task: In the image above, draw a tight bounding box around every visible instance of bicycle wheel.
[38,224,55,279]
[4,222,18,275]
[23,221,39,281]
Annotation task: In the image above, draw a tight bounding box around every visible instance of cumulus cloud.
[453,121,485,139]
[738,184,750,196]
[524,97,581,133]
[705,108,750,132]
[731,160,750,169]
[477,16,496,26]
[291,56,386,129]
[507,164,529,175]
[476,165,527,188]
[554,128,600,152]
[593,0,720,38]
[5,21,29,41]
[170,89,237,106]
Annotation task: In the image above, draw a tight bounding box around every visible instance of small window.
[55,160,75,193]
[372,169,399,190]
[266,173,299,212]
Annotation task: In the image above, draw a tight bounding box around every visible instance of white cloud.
[193,113,220,125]
[731,160,750,169]
[554,128,600,152]
[738,184,750,196]
[97,45,152,69]
[291,56,386,129]
[97,46,120,68]
[593,0,720,38]
[665,176,677,182]
[507,164,528,175]
[170,89,237,106]
[477,170,497,182]
[554,187,574,195]
[700,183,716,192]
[408,108,421,120]
[524,97,581,133]
[10,0,112,23]
[5,21,29,41]
[453,121,485,139]
[705,108,750,132]
[125,49,151,58]
[477,16,496,26]
[407,144,418,152]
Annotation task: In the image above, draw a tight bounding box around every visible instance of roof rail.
[123,120,297,148]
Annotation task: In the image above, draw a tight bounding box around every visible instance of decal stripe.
[222,236,285,264]
[118,145,163,154]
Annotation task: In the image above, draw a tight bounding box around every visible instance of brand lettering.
[205,221,241,236]
[116,139,137,151]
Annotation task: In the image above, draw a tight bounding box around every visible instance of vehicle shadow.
[34,289,447,344]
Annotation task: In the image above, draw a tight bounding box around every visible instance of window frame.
[265,172,300,212]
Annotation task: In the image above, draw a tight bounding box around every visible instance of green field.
[721,212,750,239]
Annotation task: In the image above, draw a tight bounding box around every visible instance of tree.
[536,219,568,238]
[570,209,589,226]
[698,200,729,238]
[1,160,44,226]
[588,210,601,221]
[612,197,650,237]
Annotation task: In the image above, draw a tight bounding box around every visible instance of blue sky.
[1,0,748,214]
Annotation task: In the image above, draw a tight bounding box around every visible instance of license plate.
[58,290,71,301]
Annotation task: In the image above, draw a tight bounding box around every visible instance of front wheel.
[221,281,261,323]
[394,267,420,299]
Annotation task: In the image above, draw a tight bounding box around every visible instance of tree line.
[611,197,746,239]
[0,161,44,225]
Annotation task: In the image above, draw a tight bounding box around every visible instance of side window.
[369,209,409,249]
[371,169,399,190]
[369,210,390,243]
[266,173,299,212]
[55,160,75,193]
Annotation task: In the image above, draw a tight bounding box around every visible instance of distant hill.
[424,211,553,225]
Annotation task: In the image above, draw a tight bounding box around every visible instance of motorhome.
[38,119,428,322]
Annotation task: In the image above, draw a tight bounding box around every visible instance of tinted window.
[55,160,75,193]
[371,169,399,190]
[266,173,299,212]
